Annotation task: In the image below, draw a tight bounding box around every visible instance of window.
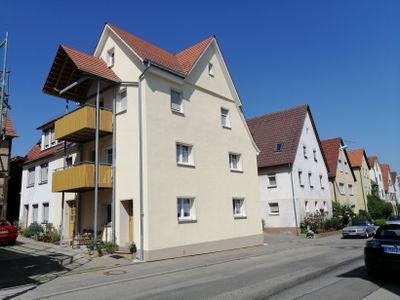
[267,174,277,188]
[338,182,345,195]
[177,198,195,221]
[66,156,73,167]
[323,201,328,213]
[43,128,56,149]
[208,63,214,76]
[42,203,49,223]
[313,149,317,162]
[233,198,246,218]
[32,204,38,223]
[269,202,279,215]
[339,159,343,172]
[308,172,313,188]
[319,174,324,189]
[344,161,348,174]
[107,48,114,67]
[298,170,304,187]
[229,153,242,171]
[176,143,193,166]
[305,201,310,213]
[171,90,183,113]
[274,143,283,153]
[40,163,48,184]
[348,184,354,196]
[104,148,113,164]
[91,150,96,162]
[314,201,318,212]
[221,108,230,128]
[117,89,127,113]
[106,204,112,224]
[303,145,307,159]
[44,130,50,148]
[27,168,35,187]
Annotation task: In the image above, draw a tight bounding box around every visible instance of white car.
[342,220,375,238]
[386,216,400,225]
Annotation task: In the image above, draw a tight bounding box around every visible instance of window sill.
[267,185,277,189]
[269,213,280,216]
[234,215,247,220]
[39,181,48,185]
[222,125,231,130]
[178,219,197,224]
[171,109,185,117]
[177,162,195,168]
[116,109,127,116]
[26,184,34,188]
[230,169,243,173]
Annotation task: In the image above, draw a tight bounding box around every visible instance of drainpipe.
[289,163,299,235]
[111,86,116,243]
[138,63,150,261]
[359,167,367,212]
[94,80,100,242]
[60,99,69,244]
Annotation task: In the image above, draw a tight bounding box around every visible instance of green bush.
[102,241,119,254]
[332,202,355,227]
[373,219,386,226]
[23,222,44,239]
[368,195,393,219]
[324,217,342,230]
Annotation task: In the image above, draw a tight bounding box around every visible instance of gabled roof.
[25,142,65,164]
[380,163,390,192]
[348,149,370,169]
[368,156,377,168]
[4,113,17,137]
[107,23,214,76]
[391,172,397,187]
[247,104,328,169]
[320,138,342,178]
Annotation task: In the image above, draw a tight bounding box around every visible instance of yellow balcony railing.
[54,105,112,142]
[52,163,112,193]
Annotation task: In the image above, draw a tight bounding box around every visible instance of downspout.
[60,99,69,243]
[289,163,299,235]
[138,62,151,261]
[359,167,367,212]
[94,80,100,242]
[111,86,116,243]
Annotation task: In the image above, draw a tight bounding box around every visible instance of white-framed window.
[313,149,317,162]
[208,63,214,76]
[269,202,279,215]
[267,174,277,188]
[171,89,183,113]
[319,174,324,189]
[43,128,56,149]
[104,147,113,164]
[274,143,283,153]
[323,201,328,213]
[32,204,39,223]
[305,201,310,213]
[338,182,345,195]
[314,201,318,212]
[229,152,242,171]
[339,159,343,172]
[42,203,49,223]
[348,184,354,195]
[177,197,195,222]
[176,143,194,166]
[232,198,246,218]
[40,163,48,184]
[308,172,313,188]
[117,88,127,113]
[107,48,115,67]
[298,170,304,187]
[344,161,348,174]
[221,108,230,128]
[27,167,35,187]
[303,145,307,159]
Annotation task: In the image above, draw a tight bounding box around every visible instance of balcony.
[52,163,112,193]
[54,105,112,142]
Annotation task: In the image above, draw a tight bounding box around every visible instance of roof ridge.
[247,104,309,122]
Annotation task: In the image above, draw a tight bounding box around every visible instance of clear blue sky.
[1,1,399,171]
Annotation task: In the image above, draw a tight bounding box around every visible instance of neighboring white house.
[19,122,78,230]
[395,175,400,204]
[247,105,332,234]
[368,156,385,200]
[41,23,263,261]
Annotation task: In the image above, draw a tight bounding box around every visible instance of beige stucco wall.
[351,157,371,213]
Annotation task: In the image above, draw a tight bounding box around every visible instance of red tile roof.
[391,172,397,187]
[347,149,369,169]
[368,156,377,168]
[247,104,328,169]
[108,23,214,76]
[380,163,390,191]
[4,113,17,137]
[320,138,342,178]
[61,45,120,82]
[25,142,65,164]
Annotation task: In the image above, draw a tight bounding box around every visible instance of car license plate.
[383,245,400,255]
[0,230,8,234]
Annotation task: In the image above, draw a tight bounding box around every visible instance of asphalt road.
[14,234,374,300]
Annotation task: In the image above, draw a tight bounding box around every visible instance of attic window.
[208,63,214,77]
[274,143,283,153]
[107,48,115,67]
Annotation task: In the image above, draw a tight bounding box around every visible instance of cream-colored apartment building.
[42,23,263,261]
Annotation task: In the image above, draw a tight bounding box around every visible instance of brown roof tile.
[108,23,213,76]
[368,156,377,168]
[380,163,390,191]
[347,149,370,169]
[247,105,312,168]
[320,138,342,178]
[391,172,397,186]
[4,113,17,137]
[25,142,65,164]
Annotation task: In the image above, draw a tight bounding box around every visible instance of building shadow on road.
[338,265,400,296]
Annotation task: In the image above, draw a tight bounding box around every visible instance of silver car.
[342,220,375,238]
[386,215,400,225]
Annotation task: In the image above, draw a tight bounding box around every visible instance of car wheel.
[365,231,369,238]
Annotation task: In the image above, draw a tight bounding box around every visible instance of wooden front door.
[128,200,133,242]
[68,201,76,239]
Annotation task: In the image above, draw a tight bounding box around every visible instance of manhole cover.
[110,254,124,259]
[104,270,127,276]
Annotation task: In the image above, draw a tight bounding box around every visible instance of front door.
[68,201,76,239]
[23,205,29,228]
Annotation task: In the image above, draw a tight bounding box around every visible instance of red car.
[0,219,18,245]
